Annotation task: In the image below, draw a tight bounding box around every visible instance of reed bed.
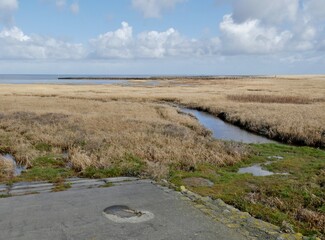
[0,97,247,180]
[227,94,321,104]
[0,75,324,179]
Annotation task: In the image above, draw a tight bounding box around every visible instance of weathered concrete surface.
[1,177,139,196]
[9,181,54,196]
[0,179,246,240]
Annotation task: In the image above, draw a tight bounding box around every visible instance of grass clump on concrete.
[81,154,146,179]
[15,155,74,183]
[52,182,71,192]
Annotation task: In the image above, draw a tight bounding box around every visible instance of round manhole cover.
[103,205,154,223]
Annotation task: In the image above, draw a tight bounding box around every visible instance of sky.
[0,0,324,75]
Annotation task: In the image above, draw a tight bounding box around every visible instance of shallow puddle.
[180,108,276,144]
[238,164,274,176]
[1,154,26,176]
[238,161,289,176]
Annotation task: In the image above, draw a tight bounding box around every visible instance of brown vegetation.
[0,75,324,178]
[227,94,323,104]
[0,96,246,180]
[0,156,14,178]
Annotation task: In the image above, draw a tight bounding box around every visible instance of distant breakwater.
[58,75,269,81]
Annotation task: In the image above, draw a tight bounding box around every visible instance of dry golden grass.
[0,75,324,179]
[227,94,324,104]
[0,93,246,180]
[0,155,14,178]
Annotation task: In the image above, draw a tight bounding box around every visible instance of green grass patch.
[0,194,11,198]
[82,167,122,179]
[14,155,75,182]
[35,143,52,152]
[169,143,325,239]
[82,153,146,179]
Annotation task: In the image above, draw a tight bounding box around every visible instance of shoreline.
[57,75,271,80]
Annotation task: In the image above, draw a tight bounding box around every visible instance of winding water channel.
[179,108,283,176]
[180,108,276,144]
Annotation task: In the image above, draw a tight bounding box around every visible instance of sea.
[0,74,152,85]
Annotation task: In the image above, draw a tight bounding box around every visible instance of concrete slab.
[0,180,246,240]
[9,182,54,196]
[9,187,53,196]
[11,182,53,190]
[67,179,106,190]
[0,184,8,195]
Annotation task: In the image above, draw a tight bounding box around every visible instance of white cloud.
[0,26,30,41]
[89,22,217,59]
[132,0,185,18]
[55,0,66,9]
[0,0,18,25]
[0,26,85,59]
[219,15,292,54]
[216,0,325,55]
[136,28,199,57]
[290,21,317,51]
[304,0,325,20]
[51,0,79,14]
[70,2,79,14]
[231,0,299,25]
[0,0,18,10]
[89,22,134,58]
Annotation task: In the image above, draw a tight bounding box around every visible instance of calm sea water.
[0,74,149,85]
[0,74,255,85]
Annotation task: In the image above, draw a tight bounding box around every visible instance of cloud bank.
[89,22,216,59]
[0,0,324,69]
[0,27,85,59]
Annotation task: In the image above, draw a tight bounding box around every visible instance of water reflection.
[238,164,274,176]
[1,154,26,176]
[180,108,276,144]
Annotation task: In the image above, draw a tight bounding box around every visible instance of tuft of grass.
[35,143,52,152]
[52,182,71,192]
[14,155,74,182]
[0,194,11,198]
[82,167,121,179]
[0,155,15,179]
[81,153,146,178]
[99,182,114,188]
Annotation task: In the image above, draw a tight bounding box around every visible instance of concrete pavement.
[0,179,246,240]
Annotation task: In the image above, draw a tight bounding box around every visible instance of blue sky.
[0,0,324,75]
